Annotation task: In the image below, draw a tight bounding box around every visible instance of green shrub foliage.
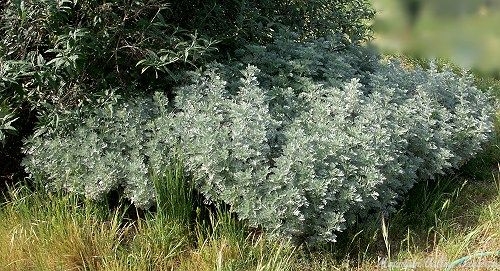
[1,0,373,177]
[23,37,495,243]
[0,0,215,116]
[0,101,17,145]
[0,0,373,130]
[169,0,374,45]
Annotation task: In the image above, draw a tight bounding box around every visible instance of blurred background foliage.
[371,0,500,76]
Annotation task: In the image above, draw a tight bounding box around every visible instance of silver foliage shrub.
[23,97,160,207]
[23,38,494,243]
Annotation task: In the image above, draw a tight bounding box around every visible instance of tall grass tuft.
[152,159,194,224]
[0,184,126,271]
[114,160,195,270]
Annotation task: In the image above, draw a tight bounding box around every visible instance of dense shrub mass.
[1,0,373,182]
[0,0,373,127]
[23,36,495,243]
[169,0,374,45]
[0,0,214,122]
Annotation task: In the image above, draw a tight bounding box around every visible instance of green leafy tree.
[0,0,374,123]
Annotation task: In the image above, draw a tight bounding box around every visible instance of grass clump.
[0,164,297,271]
[0,184,125,271]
